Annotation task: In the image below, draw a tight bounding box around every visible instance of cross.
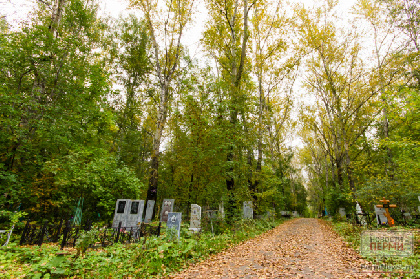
[376,197,397,226]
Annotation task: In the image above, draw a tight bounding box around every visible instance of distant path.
[169,218,379,278]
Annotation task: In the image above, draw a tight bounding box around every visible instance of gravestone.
[112,199,131,228]
[189,204,201,232]
[126,200,144,229]
[219,202,225,219]
[160,199,175,222]
[403,212,412,220]
[339,208,346,218]
[374,205,388,225]
[292,211,299,217]
[243,201,253,219]
[280,211,291,217]
[167,212,182,239]
[355,202,367,225]
[143,200,155,223]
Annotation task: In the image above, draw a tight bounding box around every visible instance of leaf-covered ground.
[169,218,380,278]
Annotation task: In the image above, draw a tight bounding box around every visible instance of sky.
[1,0,357,61]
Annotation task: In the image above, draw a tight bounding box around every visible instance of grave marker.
[219,202,225,219]
[112,199,131,228]
[126,200,144,229]
[339,208,346,218]
[167,212,182,239]
[355,202,367,225]
[243,201,253,219]
[376,197,396,226]
[160,199,174,222]
[143,200,155,223]
[374,205,388,225]
[189,204,201,232]
[292,211,299,217]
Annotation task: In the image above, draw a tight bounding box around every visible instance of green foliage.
[0,218,282,278]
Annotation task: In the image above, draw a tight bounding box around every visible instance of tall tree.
[129,0,195,209]
[203,0,254,219]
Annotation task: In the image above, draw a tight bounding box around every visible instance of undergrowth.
[331,220,420,279]
[0,218,282,278]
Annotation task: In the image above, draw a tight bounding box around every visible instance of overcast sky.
[2,0,357,59]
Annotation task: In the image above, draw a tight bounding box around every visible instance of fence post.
[73,227,79,247]
[61,220,71,250]
[102,227,107,247]
[53,219,63,243]
[157,221,161,236]
[20,220,30,245]
[38,221,48,247]
[115,221,122,243]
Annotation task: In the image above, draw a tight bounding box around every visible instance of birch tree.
[130,0,195,205]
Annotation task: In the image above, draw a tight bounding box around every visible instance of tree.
[202,0,254,220]
[129,0,195,210]
[0,0,137,218]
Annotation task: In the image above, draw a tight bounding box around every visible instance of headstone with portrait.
[189,204,201,232]
[126,200,144,229]
[112,199,131,228]
[243,201,253,219]
[160,199,175,222]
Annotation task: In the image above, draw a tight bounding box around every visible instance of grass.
[0,218,283,278]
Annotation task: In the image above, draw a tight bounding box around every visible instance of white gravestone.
[143,200,155,223]
[355,202,367,225]
[189,204,201,232]
[339,208,346,218]
[219,202,225,219]
[126,200,144,229]
[243,201,253,219]
[112,199,131,228]
[167,212,182,239]
[374,205,388,225]
[160,199,175,222]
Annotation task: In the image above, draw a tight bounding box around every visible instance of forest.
[0,0,418,224]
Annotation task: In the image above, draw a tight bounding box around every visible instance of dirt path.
[169,218,379,278]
